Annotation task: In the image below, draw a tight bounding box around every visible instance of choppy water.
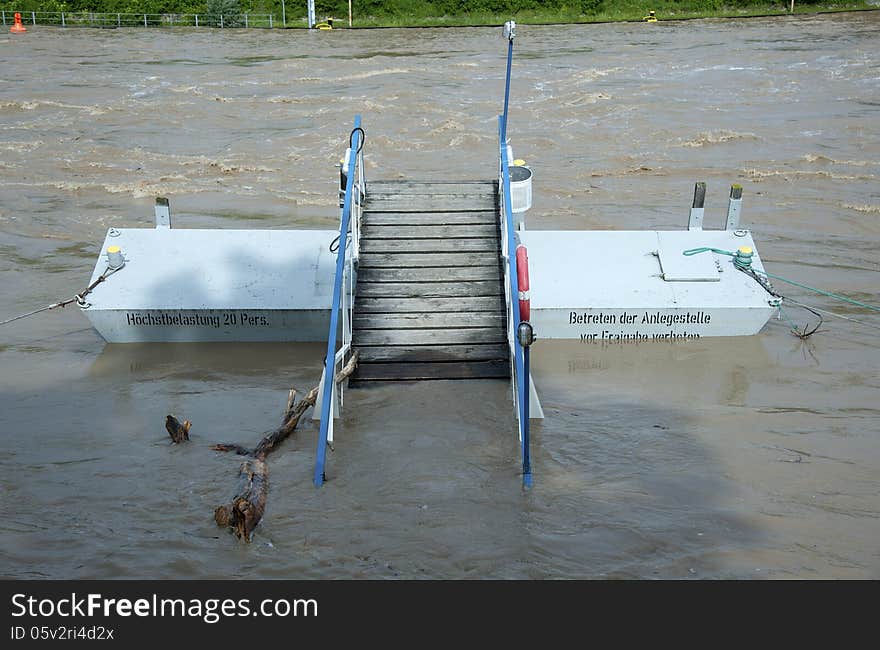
[1,14,878,578]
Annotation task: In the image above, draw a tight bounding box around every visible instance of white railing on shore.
[1,11,278,28]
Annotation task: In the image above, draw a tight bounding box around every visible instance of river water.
[1,14,878,579]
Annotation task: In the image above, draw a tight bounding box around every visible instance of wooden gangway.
[350,179,510,383]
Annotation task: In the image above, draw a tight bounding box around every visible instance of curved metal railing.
[314,115,364,488]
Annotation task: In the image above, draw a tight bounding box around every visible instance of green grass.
[344,3,875,28]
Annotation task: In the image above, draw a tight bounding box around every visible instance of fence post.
[195,14,199,27]
[143,14,147,27]
[2,11,5,26]
[31,11,35,25]
[117,13,120,26]
[220,14,224,28]
[269,15,273,28]
[244,14,248,28]
[61,12,65,27]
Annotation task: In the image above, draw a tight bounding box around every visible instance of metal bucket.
[509,165,532,213]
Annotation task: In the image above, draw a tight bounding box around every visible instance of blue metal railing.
[499,127,532,488]
[314,115,362,488]
[498,20,532,487]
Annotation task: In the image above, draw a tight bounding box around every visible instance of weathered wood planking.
[354,328,505,346]
[358,253,501,268]
[356,281,503,299]
[364,211,498,226]
[351,177,507,382]
[350,360,510,382]
[363,197,497,213]
[355,296,505,313]
[361,224,498,239]
[353,312,505,329]
[358,266,501,283]
[368,180,496,193]
[360,238,499,254]
[358,279,503,298]
[355,344,509,363]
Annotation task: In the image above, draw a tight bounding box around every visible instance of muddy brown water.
[1,14,878,578]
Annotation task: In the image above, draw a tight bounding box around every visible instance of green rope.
[682,247,880,313]
[777,304,799,332]
[682,247,734,257]
[753,269,880,313]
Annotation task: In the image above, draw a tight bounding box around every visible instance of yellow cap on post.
[107,245,121,254]
[513,159,526,166]
[737,246,753,255]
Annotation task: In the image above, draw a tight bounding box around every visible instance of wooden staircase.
[350,179,510,383]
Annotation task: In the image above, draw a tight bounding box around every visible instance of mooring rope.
[0,264,120,327]
[682,246,879,338]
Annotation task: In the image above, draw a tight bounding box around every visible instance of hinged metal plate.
[656,232,721,282]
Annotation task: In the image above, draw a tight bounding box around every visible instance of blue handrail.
[499,131,531,488]
[314,114,362,488]
[498,21,532,487]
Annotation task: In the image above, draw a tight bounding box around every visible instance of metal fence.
[1,11,278,28]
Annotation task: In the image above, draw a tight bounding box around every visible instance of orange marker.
[10,12,27,33]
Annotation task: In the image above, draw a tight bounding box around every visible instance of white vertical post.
[143,14,147,27]
[195,14,198,27]
[117,13,120,26]
[61,12,65,26]
[31,11,35,25]
[281,0,286,27]
[269,14,272,28]
[244,14,248,28]
[307,0,315,29]
[154,197,172,229]
[220,14,224,28]
[688,181,706,231]
[725,184,743,231]
[349,0,352,27]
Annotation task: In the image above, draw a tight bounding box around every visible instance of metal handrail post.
[500,21,515,146]
[315,115,362,488]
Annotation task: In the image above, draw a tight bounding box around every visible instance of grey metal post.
[2,11,6,26]
[269,15,273,28]
[117,13,120,26]
[282,0,286,27]
[244,14,248,28]
[195,15,199,27]
[61,12,65,26]
[143,14,147,27]
[154,197,172,229]
[307,0,315,28]
[220,14,224,28]
[725,184,743,230]
[688,181,706,231]
[31,11,35,25]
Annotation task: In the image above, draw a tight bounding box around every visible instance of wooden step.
[368,180,496,195]
[363,197,497,213]
[358,266,501,283]
[356,281,503,299]
[361,224,498,239]
[364,211,498,226]
[360,238,499,254]
[350,360,510,383]
[355,343,508,363]
[358,252,500,269]
[353,312,505,330]
[355,296,505,314]
[353,327,505,346]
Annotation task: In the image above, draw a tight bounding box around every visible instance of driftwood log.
[165,415,191,443]
[212,352,358,542]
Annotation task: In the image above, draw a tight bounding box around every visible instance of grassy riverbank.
[1,0,875,27]
[348,3,876,28]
